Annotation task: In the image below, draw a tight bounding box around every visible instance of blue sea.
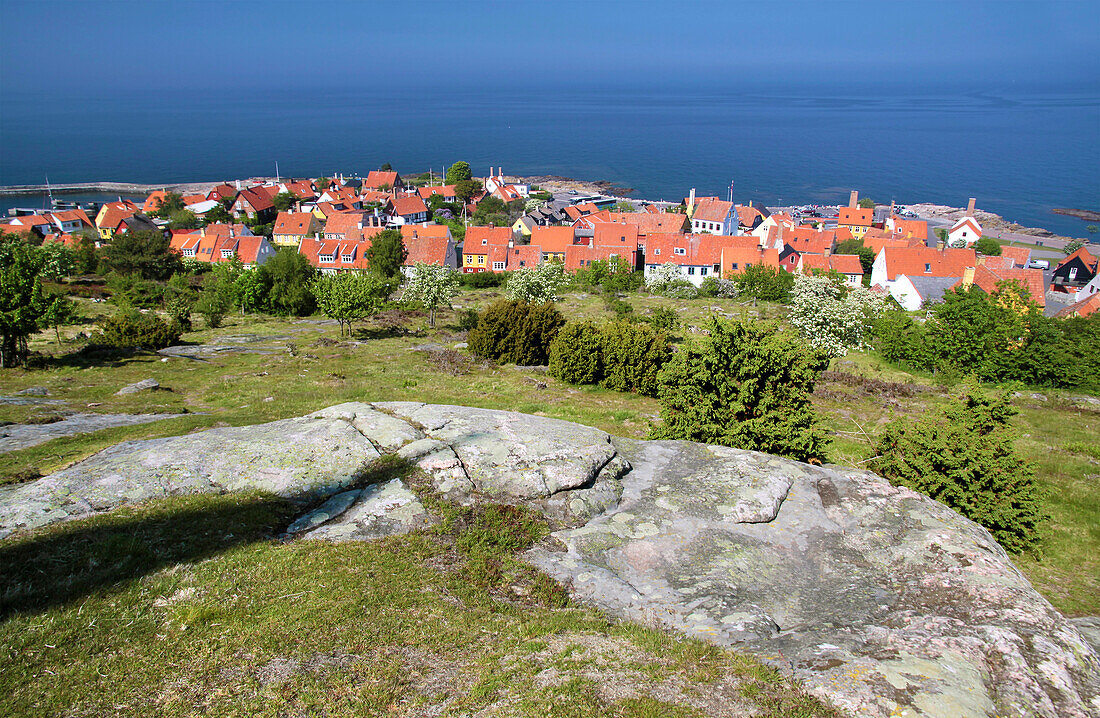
[1,88,1097,237]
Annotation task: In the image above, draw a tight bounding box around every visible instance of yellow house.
[272,212,321,248]
[512,216,535,238]
[95,201,138,240]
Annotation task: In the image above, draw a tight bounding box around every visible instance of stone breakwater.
[1,402,1097,717]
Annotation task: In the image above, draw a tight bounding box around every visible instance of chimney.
[748,200,753,208]
[849,190,859,208]
[689,188,696,208]
[889,200,895,216]
[966,198,976,217]
[236,179,242,190]
[961,266,976,288]
[357,219,364,230]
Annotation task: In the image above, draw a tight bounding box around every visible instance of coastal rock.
[1,404,1097,717]
[116,378,160,395]
[0,412,188,454]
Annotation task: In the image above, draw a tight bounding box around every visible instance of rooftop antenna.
[728,179,735,204]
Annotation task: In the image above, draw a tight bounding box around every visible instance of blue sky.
[1,1,1098,94]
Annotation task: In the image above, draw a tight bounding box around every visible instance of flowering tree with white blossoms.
[645,262,683,291]
[789,273,886,358]
[403,262,460,326]
[506,260,567,303]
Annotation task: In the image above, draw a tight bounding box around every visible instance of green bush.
[457,308,480,332]
[650,318,830,463]
[461,271,506,289]
[164,294,193,332]
[97,309,181,350]
[646,307,679,332]
[697,276,721,298]
[604,296,634,319]
[870,386,1046,554]
[662,280,698,299]
[468,299,564,365]
[548,321,604,385]
[873,310,927,367]
[735,265,794,302]
[599,322,671,396]
[105,273,164,309]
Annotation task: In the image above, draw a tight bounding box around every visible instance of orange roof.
[593,222,640,247]
[486,244,509,271]
[97,203,136,230]
[998,245,1031,269]
[282,181,317,200]
[863,229,918,255]
[530,226,575,254]
[466,225,514,250]
[644,234,741,267]
[400,224,450,240]
[881,247,977,281]
[735,205,763,227]
[299,236,373,271]
[588,211,683,236]
[838,206,873,227]
[950,217,983,236]
[416,185,457,200]
[273,211,316,237]
[829,254,864,275]
[201,223,251,238]
[890,217,928,240]
[693,198,734,224]
[506,245,543,271]
[721,245,780,274]
[322,212,384,241]
[363,171,399,189]
[966,264,1046,307]
[404,236,452,267]
[143,190,170,213]
[1057,246,1099,272]
[390,195,428,217]
[1056,291,1100,318]
[565,244,637,272]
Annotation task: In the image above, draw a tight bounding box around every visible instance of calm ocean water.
[1,88,1097,237]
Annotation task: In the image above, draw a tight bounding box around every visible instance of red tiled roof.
[588,211,683,236]
[404,236,452,267]
[273,211,316,237]
[890,217,928,240]
[721,245,780,274]
[97,203,136,230]
[565,244,636,272]
[323,212,384,241]
[838,206,873,227]
[829,254,864,275]
[863,229,918,255]
[693,198,734,224]
[416,185,457,201]
[487,244,509,271]
[966,264,1046,307]
[236,186,274,212]
[390,195,428,217]
[299,236,374,271]
[998,245,1031,269]
[735,205,763,227]
[143,190,170,213]
[282,181,316,200]
[881,247,977,281]
[363,171,399,189]
[466,226,514,250]
[950,217,982,236]
[1057,246,1099,272]
[506,245,543,271]
[531,226,576,255]
[207,184,238,202]
[400,224,451,240]
[593,223,640,247]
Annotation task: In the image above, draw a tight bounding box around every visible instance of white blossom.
[789,274,885,357]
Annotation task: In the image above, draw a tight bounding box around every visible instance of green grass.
[1,463,840,717]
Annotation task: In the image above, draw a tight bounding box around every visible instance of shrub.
[460,271,505,289]
[604,296,634,319]
[697,276,721,298]
[646,307,679,332]
[98,309,181,350]
[468,299,564,365]
[548,321,604,385]
[164,294,193,331]
[662,280,698,299]
[457,308,480,331]
[735,265,794,302]
[105,273,164,309]
[973,236,1002,256]
[599,321,671,396]
[650,317,830,463]
[506,262,567,304]
[870,386,1046,554]
[873,310,926,367]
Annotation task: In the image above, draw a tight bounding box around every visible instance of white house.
[947,198,982,247]
[1075,271,1100,302]
[690,197,738,236]
[888,274,961,310]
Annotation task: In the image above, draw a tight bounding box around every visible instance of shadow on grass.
[0,492,298,619]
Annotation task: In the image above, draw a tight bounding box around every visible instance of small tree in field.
[870,385,1046,554]
[789,273,885,358]
[404,263,459,326]
[506,261,567,303]
[650,317,830,463]
[0,237,53,367]
[313,271,388,337]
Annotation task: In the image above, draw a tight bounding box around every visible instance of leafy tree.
[259,249,316,316]
[1063,238,1086,255]
[650,317,830,463]
[379,162,393,172]
[506,262,568,303]
[735,265,794,302]
[234,268,271,314]
[365,229,407,279]
[164,274,196,331]
[973,236,1002,256]
[100,230,181,280]
[472,196,508,224]
[316,177,332,190]
[789,274,885,358]
[403,262,459,326]
[203,204,232,225]
[857,198,874,209]
[39,241,76,280]
[168,210,200,231]
[468,299,564,365]
[0,243,47,366]
[73,232,99,274]
[313,271,388,337]
[42,290,74,348]
[935,228,948,244]
[195,272,235,328]
[154,192,186,219]
[446,161,473,185]
[614,200,636,212]
[645,263,695,298]
[272,192,298,212]
[454,179,483,204]
[870,386,1046,554]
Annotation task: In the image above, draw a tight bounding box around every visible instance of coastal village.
[4,166,1098,319]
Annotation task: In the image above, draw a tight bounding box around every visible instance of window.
[731,262,738,270]
[341,254,354,262]
[482,238,488,245]
[654,248,661,256]
[477,255,485,264]
[674,247,686,255]
[713,264,720,273]
[1069,267,1078,281]
[493,261,505,270]
[746,263,753,269]
[924,263,932,272]
[700,267,708,275]
[687,267,695,275]
[221,249,233,258]
[183,248,196,257]
[319,254,334,262]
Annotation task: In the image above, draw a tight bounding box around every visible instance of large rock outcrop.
[1,402,1097,717]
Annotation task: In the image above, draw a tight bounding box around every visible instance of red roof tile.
[838,206,873,227]
[881,247,977,281]
[466,226,514,250]
[363,171,399,190]
[273,211,316,237]
[693,198,734,224]
[530,226,576,254]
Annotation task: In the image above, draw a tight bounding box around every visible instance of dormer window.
[183,249,196,257]
[654,248,661,256]
[320,253,335,262]
[674,247,686,255]
[221,249,233,258]
[342,253,354,262]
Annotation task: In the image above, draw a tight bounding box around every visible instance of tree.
[973,236,1002,256]
[203,204,232,225]
[1063,238,1086,255]
[154,192,186,219]
[42,291,74,349]
[100,230,181,280]
[870,386,1046,554]
[164,273,196,331]
[468,299,564,365]
[788,274,885,358]
[0,236,53,367]
[735,265,794,302]
[403,262,459,326]
[614,200,636,212]
[272,192,298,212]
[454,179,483,204]
[260,249,316,316]
[195,271,235,328]
[379,162,393,172]
[316,177,332,190]
[234,268,271,314]
[1086,225,1098,235]
[446,161,473,185]
[312,271,388,337]
[73,232,99,274]
[365,229,407,278]
[857,198,874,209]
[168,210,200,231]
[39,241,76,280]
[506,261,567,303]
[650,317,830,463]
[835,237,876,274]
